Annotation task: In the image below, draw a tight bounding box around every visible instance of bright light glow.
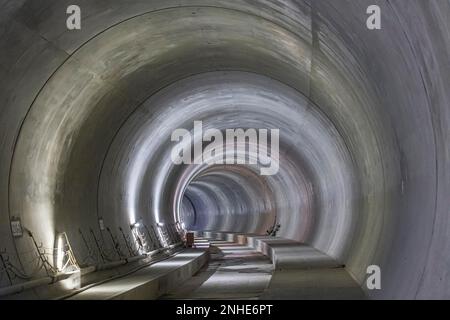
[181,222,186,230]
[157,227,168,247]
[154,260,190,267]
[60,271,81,290]
[56,234,64,271]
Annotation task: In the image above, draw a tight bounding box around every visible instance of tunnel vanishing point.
[0,0,449,300]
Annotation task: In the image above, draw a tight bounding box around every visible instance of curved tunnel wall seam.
[5,4,386,284]
[3,4,318,282]
[7,2,314,227]
[5,5,368,278]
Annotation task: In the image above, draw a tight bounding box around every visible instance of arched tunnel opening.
[0,0,449,301]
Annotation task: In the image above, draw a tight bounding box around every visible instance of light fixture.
[56,233,65,271]
[98,218,105,231]
[133,222,141,228]
[130,221,148,255]
[54,232,79,273]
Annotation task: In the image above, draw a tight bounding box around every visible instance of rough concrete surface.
[0,0,450,299]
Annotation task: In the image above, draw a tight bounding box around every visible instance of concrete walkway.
[68,249,208,300]
[166,236,366,300]
[66,236,366,300]
[163,241,273,299]
[261,268,366,300]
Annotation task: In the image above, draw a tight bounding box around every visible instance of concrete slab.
[68,249,207,300]
[246,236,343,270]
[186,233,365,300]
[261,268,366,300]
[163,242,273,300]
[198,231,342,270]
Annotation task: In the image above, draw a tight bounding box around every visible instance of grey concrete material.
[0,274,71,298]
[249,237,343,270]
[98,71,349,247]
[164,242,273,300]
[0,16,69,285]
[0,0,449,300]
[166,239,359,300]
[309,0,448,298]
[0,2,313,280]
[197,232,342,270]
[1,247,181,300]
[11,0,312,55]
[199,231,257,244]
[385,1,450,300]
[68,249,208,300]
[261,268,366,300]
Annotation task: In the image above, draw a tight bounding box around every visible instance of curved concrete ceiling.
[0,0,449,299]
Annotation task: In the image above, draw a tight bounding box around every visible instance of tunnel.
[0,0,449,300]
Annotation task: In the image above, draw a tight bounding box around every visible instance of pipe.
[0,273,71,298]
[0,245,182,298]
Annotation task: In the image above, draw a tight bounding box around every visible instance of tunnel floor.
[163,241,273,300]
[261,268,366,300]
[59,236,367,300]
[163,238,366,300]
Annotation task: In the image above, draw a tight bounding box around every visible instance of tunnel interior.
[0,0,450,299]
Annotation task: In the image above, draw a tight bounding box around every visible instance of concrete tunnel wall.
[0,0,449,299]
